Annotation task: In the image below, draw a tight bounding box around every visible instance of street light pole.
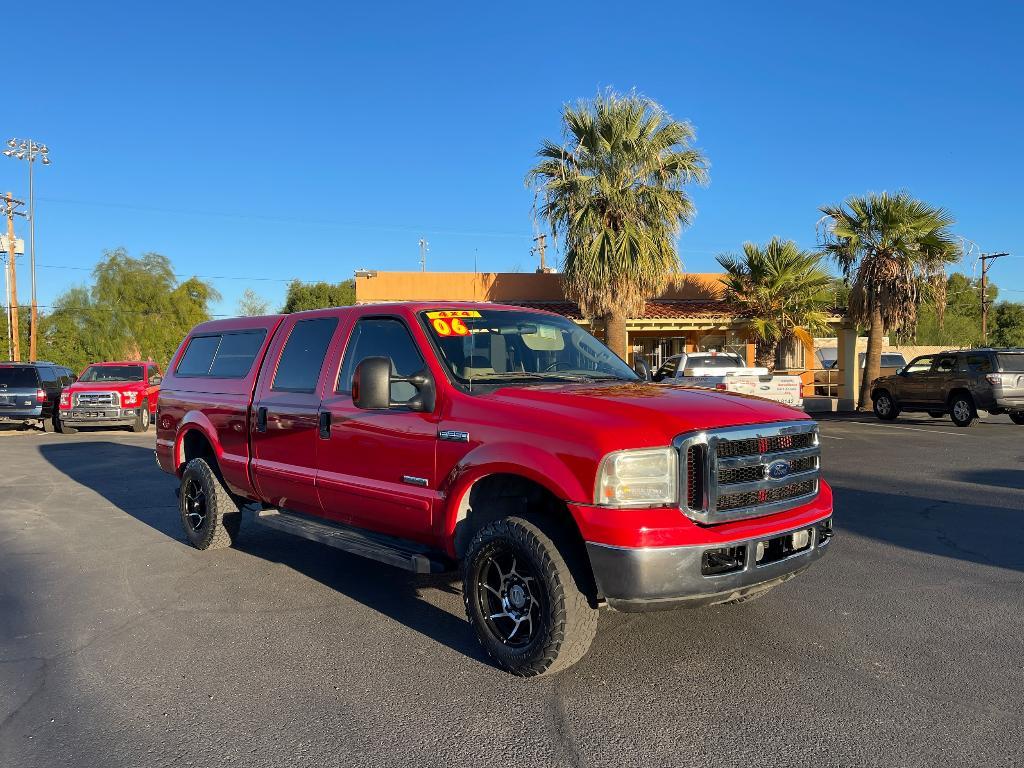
[4,138,50,361]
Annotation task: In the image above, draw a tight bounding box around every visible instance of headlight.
[595,447,677,507]
[123,391,138,404]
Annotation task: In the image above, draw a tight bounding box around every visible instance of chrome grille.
[676,420,820,524]
[74,391,120,408]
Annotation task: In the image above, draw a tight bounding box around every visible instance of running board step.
[252,508,452,574]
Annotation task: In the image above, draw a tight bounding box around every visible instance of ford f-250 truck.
[58,360,162,434]
[156,303,833,676]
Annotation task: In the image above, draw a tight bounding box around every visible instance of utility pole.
[532,233,555,273]
[1,193,26,361]
[979,252,1009,345]
[418,238,428,272]
[4,139,51,361]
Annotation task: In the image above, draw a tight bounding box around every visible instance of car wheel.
[1009,412,1024,425]
[56,417,77,434]
[131,407,150,433]
[179,458,242,550]
[928,411,945,418]
[872,391,899,420]
[949,394,978,427]
[41,416,56,433]
[463,515,598,677]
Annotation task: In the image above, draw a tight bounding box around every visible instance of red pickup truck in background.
[58,360,162,434]
[156,303,833,676]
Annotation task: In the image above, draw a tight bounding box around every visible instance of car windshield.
[996,353,1024,372]
[0,367,38,388]
[685,354,744,369]
[79,365,145,382]
[421,309,638,386]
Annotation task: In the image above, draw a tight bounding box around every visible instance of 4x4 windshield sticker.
[426,310,480,337]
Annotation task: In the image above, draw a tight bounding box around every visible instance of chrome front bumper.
[587,517,833,612]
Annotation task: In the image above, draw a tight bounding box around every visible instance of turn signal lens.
[595,447,677,507]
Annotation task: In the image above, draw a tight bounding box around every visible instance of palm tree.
[716,238,833,370]
[527,90,709,361]
[819,191,960,410]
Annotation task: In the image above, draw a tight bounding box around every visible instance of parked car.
[813,350,908,396]
[0,361,76,432]
[156,303,833,676]
[859,351,908,375]
[656,352,803,408]
[57,360,162,434]
[870,348,1024,427]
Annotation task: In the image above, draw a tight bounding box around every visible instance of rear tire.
[949,394,977,428]
[1009,412,1024,425]
[41,416,55,433]
[131,407,150,433]
[463,515,598,677]
[56,417,77,434]
[872,391,899,420]
[179,458,241,550]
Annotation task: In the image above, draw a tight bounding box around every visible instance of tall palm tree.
[527,90,709,361]
[819,191,960,410]
[716,238,833,370]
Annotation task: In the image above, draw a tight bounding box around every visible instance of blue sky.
[6,1,1024,316]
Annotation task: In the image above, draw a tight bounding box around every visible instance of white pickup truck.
[652,352,804,408]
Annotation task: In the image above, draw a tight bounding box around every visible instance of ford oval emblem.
[767,460,791,480]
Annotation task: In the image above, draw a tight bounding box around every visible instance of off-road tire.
[872,391,899,421]
[179,458,241,550]
[56,417,77,434]
[1009,412,1024,425]
[463,516,598,677]
[131,407,150,433]
[928,411,945,418]
[949,394,978,428]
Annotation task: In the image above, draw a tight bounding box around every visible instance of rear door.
[316,314,438,541]
[250,314,343,514]
[926,353,960,406]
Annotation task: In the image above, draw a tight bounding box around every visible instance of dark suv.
[870,348,1024,427]
[0,362,77,432]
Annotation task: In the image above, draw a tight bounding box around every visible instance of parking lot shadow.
[37,440,487,666]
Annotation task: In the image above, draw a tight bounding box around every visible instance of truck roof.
[87,360,154,366]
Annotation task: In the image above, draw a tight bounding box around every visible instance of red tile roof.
[509,299,744,321]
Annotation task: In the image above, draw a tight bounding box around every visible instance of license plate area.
[755,527,813,567]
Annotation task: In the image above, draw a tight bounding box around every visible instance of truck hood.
[480,382,808,443]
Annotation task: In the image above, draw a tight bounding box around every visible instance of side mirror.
[353,357,392,410]
[150,375,163,386]
[632,356,652,382]
[353,357,436,413]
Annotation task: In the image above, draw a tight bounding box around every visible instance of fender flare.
[174,411,223,473]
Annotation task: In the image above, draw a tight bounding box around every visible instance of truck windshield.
[79,365,145,382]
[421,309,638,386]
[0,367,38,388]
[687,354,744,369]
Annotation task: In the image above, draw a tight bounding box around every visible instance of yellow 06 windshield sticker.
[425,310,479,337]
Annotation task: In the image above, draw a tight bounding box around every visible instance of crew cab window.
[272,318,339,393]
[966,354,993,373]
[933,355,957,374]
[903,356,934,375]
[176,330,267,378]
[338,318,425,403]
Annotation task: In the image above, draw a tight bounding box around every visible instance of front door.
[896,355,935,405]
[251,314,341,515]
[316,315,438,542]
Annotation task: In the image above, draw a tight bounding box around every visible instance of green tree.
[992,302,1024,347]
[819,192,959,409]
[281,280,355,313]
[716,239,833,370]
[0,305,30,362]
[527,90,709,360]
[237,288,271,317]
[35,248,219,371]
[914,272,995,347]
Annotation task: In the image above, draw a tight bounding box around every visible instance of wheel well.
[871,387,891,401]
[452,473,580,559]
[180,429,216,472]
[947,388,973,405]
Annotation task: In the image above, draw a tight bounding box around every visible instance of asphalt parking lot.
[1,416,1022,768]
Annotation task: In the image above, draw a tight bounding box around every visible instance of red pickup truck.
[156,303,833,676]
[58,360,162,434]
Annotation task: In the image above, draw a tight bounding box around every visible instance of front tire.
[41,416,55,433]
[56,417,77,434]
[873,391,899,420]
[949,394,977,428]
[1009,412,1024,425]
[463,516,598,677]
[131,408,150,433]
[179,458,241,550]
